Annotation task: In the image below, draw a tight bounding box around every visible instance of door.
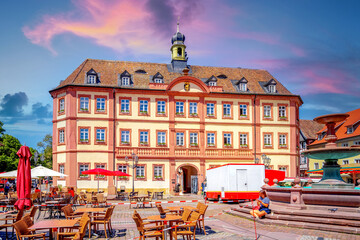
[191,175,198,194]
[236,169,248,191]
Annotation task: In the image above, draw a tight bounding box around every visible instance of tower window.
[177,48,182,56]
[122,77,130,86]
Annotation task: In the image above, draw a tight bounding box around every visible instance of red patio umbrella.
[111,171,131,177]
[14,146,33,210]
[82,168,115,192]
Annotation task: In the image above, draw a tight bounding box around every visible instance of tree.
[0,134,21,171]
[36,134,52,169]
[0,121,4,136]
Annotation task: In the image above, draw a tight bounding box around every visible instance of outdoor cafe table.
[29,219,78,240]
[45,200,61,219]
[165,206,197,214]
[147,214,181,240]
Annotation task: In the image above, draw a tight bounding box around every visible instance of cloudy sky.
[1,0,360,147]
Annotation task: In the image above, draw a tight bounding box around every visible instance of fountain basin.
[304,147,360,160]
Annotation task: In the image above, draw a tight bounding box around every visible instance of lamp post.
[125,153,139,193]
[261,154,271,169]
[254,157,260,164]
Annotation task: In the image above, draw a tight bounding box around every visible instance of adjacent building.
[50,24,303,194]
[299,120,324,176]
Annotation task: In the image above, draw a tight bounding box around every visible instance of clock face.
[184,82,190,91]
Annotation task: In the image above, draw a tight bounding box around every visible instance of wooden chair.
[85,193,96,206]
[90,205,115,238]
[177,208,192,224]
[22,214,34,228]
[57,213,90,240]
[156,191,164,200]
[0,209,23,239]
[29,206,38,222]
[156,204,177,215]
[196,202,208,234]
[132,215,164,240]
[61,204,82,220]
[133,210,161,228]
[72,232,81,240]
[96,193,107,207]
[13,219,46,240]
[144,193,154,208]
[171,213,200,240]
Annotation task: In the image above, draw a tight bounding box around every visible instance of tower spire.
[177,16,180,32]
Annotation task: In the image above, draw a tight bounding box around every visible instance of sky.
[0,0,360,147]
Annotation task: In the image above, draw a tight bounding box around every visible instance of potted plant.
[80,139,88,143]
[158,142,166,146]
[158,111,165,114]
[140,110,148,114]
[190,113,198,117]
[121,141,129,144]
[190,143,198,147]
[136,175,145,179]
[224,143,232,147]
[80,108,88,111]
[207,143,215,147]
[240,144,248,148]
[176,112,184,115]
[154,176,162,180]
[140,141,148,145]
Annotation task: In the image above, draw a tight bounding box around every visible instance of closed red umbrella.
[14,146,33,210]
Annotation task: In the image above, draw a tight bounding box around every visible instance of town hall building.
[50,23,302,194]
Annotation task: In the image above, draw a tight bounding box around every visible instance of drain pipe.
[113,88,116,189]
[253,95,257,161]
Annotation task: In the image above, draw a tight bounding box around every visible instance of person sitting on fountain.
[250,190,271,219]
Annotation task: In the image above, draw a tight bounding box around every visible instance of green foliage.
[0,134,22,171]
[36,134,52,169]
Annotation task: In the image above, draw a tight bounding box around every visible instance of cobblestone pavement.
[1,195,359,240]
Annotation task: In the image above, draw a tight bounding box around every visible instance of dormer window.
[119,70,132,87]
[235,78,248,92]
[86,68,99,84]
[318,132,326,140]
[122,77,130,86]
[152,72,164,84]
[206,75,217,87]
[264,79,277,93]
[347,126,354,134]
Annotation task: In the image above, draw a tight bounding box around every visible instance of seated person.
[68,187,75,197]
[250,190,271,219]
[35,187,41,193]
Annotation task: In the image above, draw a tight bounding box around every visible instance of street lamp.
[125,153,139,193]
[254,157,260,164]
[261,154,271,169]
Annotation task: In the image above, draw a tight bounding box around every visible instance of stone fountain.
[264,113,360,208]
[303,113,360,189]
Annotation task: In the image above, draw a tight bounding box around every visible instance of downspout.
[253,95,257,161]
[113,88,116,189]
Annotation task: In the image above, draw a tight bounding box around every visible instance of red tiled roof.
[299,120,324,140]
[53,59,299,96]
[310,108,360,145]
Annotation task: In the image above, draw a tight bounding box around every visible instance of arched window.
[177,48,182,56]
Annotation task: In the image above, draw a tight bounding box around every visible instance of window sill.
[157,144,167,147]
[153,178,164,181]
[279,118,288,121]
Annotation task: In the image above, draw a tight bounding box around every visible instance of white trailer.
[206,164,265,200]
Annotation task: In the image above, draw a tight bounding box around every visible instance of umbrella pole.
[98,175,99,193]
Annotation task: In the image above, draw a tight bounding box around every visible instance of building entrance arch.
[177,164,199,194]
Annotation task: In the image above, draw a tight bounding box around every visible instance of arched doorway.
[177,165,198,194]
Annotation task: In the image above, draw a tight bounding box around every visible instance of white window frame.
[342,160,349,165]
[87,75,96,84]
[240,134,247,146]
[224,133,231,146]
[96,129,105,142]
[157,101,166,114]
[136,166,145,178]
[223,104,231,117]
[264,105,271,118]
[190,133,198,146]
[80,128,89,142]
[118,165,127,174]
[207,133,215,146]
[96,97,106,111]
[157,132,166,145]
[347,127,354,134]
[189,102,198,115]
[176,102,184,114]
[279,134,287,146]
[207,103,215,116]
[121,99,130,113]
[59,99,65,112]
[154,78,163,83]
[268,84,276,93]
[59,165,64,175]
[278,167,287,177]
[121,131,130,144]
[239,104,247,117]
[122,77,130,86]
[264,134,272,146]
[59,129,65,144]
[208,81,217,86]
[176,132,184,146]
[79,164,89,178]
[154,166,163,178]
[140,131,149,144]
[80,97,89,111]
[140,100,148,113]
[239,83,247,91]
[355,159,360,164]
[279,106,286,118]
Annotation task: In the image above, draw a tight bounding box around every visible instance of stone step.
[238,203,360,221]
[233,207,360,227]
[228,210,360,235]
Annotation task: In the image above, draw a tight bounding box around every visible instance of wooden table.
[29,219,78,240]
[166,206,197,214]
[147,214,181,240]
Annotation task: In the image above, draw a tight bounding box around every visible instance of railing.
[116,147,252,158]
